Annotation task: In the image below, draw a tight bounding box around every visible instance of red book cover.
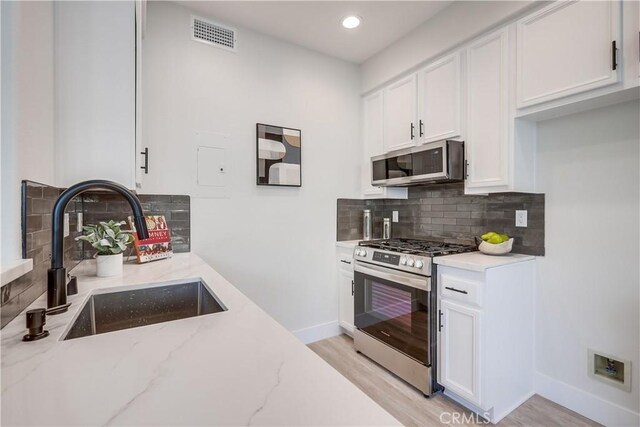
[128,215,173,263]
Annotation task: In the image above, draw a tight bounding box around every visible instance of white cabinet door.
[362,91,384,195]
[135,0,145,188]
[383,74,418,152]
[440,299,482,406]
[55,1,136,188]
[517,0,621,108]
[465,28,510,190]
[338,266,355,335]
[417,53,462,143]
[361,92,408,199]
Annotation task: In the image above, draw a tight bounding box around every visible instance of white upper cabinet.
[361,92,407,199]
[362,91,384,195]
[363,92,384,159]
[516,0,622,108]
[465,28,510,191]
[417,52,462,143]
[55,1,136,188]
[383,74,418,152]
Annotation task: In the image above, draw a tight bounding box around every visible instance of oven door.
[354,262,431,365]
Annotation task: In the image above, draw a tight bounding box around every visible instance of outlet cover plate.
[63,213,70,237]
[392,211,399,223]
[515,210,527,227]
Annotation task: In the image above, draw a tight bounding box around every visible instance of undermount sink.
[62,278,227,341]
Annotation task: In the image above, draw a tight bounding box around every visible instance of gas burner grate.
[359,238,476,257]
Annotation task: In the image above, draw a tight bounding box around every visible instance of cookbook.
[128,215,173,263]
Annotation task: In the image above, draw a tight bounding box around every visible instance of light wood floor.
[309,334,600,427]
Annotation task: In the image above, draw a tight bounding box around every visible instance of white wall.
[141,2,361,336]
[535,100,640,425]
[360,1,537,94]
[1,1,56,263]
[54,1,135,189]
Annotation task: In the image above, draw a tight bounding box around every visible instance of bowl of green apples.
[477,232,514,255]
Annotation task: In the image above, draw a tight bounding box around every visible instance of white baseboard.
[492,391,536,424]
[292,320,342,344]
[442,389,534,424]
[535,372,640,426]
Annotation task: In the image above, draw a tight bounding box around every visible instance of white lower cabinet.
[336,246,355,335]
[439,299,481,406]
[338,267,354,335]
[436,259,535,423]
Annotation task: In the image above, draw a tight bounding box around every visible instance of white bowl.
[478,238,514,255]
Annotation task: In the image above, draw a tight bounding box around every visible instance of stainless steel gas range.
[352,238,475,396]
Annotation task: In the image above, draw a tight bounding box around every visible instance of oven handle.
[354,262,430,292]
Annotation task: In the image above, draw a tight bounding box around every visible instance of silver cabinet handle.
[445,286,468,295]
[340,259,351,265]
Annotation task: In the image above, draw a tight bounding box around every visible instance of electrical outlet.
[76,212,83,232]
[515,210,528,227]
[392,211,399,223]
[63,213,70,237]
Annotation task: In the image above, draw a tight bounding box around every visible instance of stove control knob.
[360,250,367,257]
[407,258,415,267]
[415,260,424,269]
[400,257,407,265]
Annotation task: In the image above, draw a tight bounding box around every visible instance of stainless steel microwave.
[371,140,465,187]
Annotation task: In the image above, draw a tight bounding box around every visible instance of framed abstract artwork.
[256,123,302,187]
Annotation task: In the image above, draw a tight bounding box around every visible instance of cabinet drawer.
[337,258,353,271]
[440,274,482,307]
[336,247,354,270]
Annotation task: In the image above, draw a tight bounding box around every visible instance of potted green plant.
[76,220,135,277]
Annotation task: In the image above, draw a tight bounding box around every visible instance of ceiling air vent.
[191,16,237,52]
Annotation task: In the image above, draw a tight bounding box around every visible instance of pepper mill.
[363,210,372,241]
[383,218,391,239]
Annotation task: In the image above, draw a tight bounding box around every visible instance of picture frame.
[256,123,302,187]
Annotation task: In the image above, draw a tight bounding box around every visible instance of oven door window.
[354,270,429,364]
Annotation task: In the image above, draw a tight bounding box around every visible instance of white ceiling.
[177,1,453,63]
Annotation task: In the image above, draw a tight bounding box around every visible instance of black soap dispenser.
[23,308,50,341]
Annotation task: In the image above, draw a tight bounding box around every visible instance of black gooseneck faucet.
[47,180,150,314]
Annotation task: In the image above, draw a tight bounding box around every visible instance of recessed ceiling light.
[341,16,361,29]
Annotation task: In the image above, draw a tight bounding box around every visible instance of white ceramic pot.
[478,238,514,256]
[96,253,123,277]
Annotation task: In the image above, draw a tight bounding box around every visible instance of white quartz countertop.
[336,240,360,249]
[434,251,536,272]
[1,253,400,426]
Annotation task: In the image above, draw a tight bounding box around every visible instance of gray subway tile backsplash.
[1,180,191,329]
[337,183,545,256]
